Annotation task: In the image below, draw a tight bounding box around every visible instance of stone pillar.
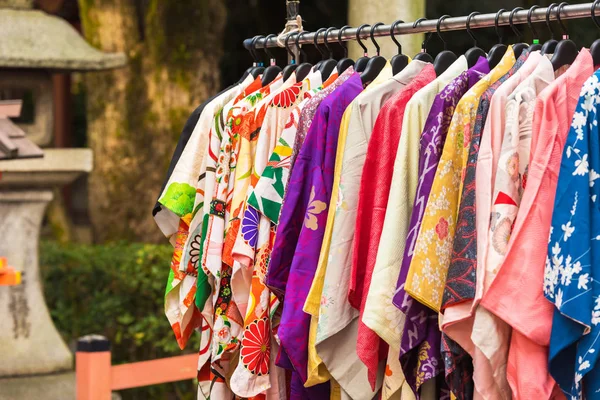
[0,190,72,376]
[348,0,425,61]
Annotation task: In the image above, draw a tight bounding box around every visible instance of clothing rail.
[243,2,599,50]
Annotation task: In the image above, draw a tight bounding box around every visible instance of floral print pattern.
[545,70,600,400]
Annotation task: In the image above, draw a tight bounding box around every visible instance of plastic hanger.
[413,18,434,63]
[354,24,370,73]
[239,35,265,83]
[294,31,314,81]
[318,27,338,80]
[590,0,600,67]
[261,34,282,86]
[282,34,298,81]
[527,6,543,52]
[509,7,528,59]
[390,19,409,74]
[312,28,328,71]
[487,9,508,69]
[541,3,559,55]
[361,22,388,84]
[550,2,579,71]
[335,25,355,74]
[464,12,487,67]
[433,15,458,76]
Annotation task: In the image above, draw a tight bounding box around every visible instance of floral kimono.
[406,47,515,399]
[162,76,260,352]
[393,59,488,397]
[270,73,364,398]
[545,69,600,400]
[228,72,323,398]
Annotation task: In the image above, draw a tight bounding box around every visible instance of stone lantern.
[0,1,126,398]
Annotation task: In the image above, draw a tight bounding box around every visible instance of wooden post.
[76,335,111,400]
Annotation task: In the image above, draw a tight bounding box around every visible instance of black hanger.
[336,25,355,74]
[282,33,298,81]
[390,19,409,74]
[433,15,458,76]
[590,0,600,67]
[464,12,487,68]
[354,24,370,73]
[541,3,559,55]
[361,22,388,84]
[550,2,579,71]
[527,6,543,52]
[488,9,508,69]
[413,18,434,63]
[294,31,314,81]
[250,36,266,79]
[261,35,282,86]
[318,27,338,80]
[509,7,528,59]
[312,28,328,71]
[239,36,265,83]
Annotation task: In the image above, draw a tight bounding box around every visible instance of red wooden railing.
[76,335,197,400]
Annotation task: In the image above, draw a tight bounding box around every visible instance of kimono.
[481,49,593,399]
[406,47,515,399]
[351,65,436,391]
[271,72,364,397]
[545,69,600,400]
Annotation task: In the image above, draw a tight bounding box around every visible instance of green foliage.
[40,240,197,400]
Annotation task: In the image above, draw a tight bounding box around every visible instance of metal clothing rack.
[244,2,600,50]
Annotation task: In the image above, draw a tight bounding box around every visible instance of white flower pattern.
[545,71,600,400]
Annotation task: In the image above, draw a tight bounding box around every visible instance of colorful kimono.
[395,59,489,397]
[545,69,600,400]
[229,71,323,398]
[271,72,363,398]
[407,47,515,399]
[481,49,593,399]
[440,51,531,400]
[468,51,542,399]
[351,65,436,390]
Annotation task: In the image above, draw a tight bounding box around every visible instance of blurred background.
[3,0,594,398]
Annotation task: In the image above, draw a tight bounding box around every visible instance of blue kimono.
[545,69,600,399]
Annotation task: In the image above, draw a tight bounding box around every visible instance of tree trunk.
[77,0,226,243]
[348,0,425,61]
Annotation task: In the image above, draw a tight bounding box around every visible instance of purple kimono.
[269,73,363,399]
[392,58,489,396]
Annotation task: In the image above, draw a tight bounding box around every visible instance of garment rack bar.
[244,2,598,50]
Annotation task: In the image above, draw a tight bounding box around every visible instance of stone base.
[0,371,75,400]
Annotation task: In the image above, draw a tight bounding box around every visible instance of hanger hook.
[494,8,506,44]
[593,0,600,29]
[413,18,431,52]
[338,25,351,58]
[390,19,404,54]
[509,7,524,40]
[527,5,540,40]
[370,22,384,56]
[263,34,277,64]
[546,3,558,40]
[251,35,264,65]
[314,28,328,60]
[356,24,370,55]
[466,12,480,47]
[324,27,336,59]
[556,2,569,38]
[284,33,296,64]
[436,15,451,50]
[294,31,308,63]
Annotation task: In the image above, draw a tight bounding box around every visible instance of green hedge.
[40,240,196,400]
